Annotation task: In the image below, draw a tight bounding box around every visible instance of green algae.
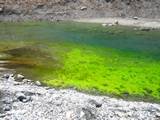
[0,21,160,102]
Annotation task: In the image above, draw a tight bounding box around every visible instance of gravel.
[0,73,160,120]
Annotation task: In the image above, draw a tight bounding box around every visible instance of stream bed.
[0,21,160,102]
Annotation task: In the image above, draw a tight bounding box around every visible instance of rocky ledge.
[0,73,160,120]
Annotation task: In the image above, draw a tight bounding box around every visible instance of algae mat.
[0,21,160,102]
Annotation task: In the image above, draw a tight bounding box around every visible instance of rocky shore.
[0,0,160,22]
[0,73,160,120]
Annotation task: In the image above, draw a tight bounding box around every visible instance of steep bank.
[0,73,160,120]
[0,0,160,21]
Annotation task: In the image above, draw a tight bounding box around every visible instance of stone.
[88,99,102,108]
[108,23,114,26]
[82,106,97,119]
[16,92,26,102]
[35,81,41,86]
[102,23,107,27]
[0,7,3,12]
[66,111,75,120]
[17,74,25,80]
[23,79,31,83]
[3,74,10,79]
[3,106,11,111]
[80,6,87,11]
[115,20,119,25]
[133,16,138,20]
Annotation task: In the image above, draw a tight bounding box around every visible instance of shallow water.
[0,21,160,101]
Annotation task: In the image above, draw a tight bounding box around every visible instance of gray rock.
[0,8,3,12]
[16,92,26,102]
[3,106,11,111]
[133,16,138,20]
[88,99,102,108]
[82,106,97,120]
[3,74,10,79]
[80,6,87,11]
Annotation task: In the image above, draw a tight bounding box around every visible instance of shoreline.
[0,73,160,119]
[74,17,160,29]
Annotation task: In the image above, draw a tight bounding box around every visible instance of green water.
[0,21,160,102]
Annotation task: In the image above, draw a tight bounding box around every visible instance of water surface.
[0,21,160,102]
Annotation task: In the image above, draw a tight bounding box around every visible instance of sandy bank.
[74,18,160,29]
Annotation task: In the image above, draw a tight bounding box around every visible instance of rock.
[2,98,12,104]
[3,106,11,111]
[16,74,25,80]
[82,106,97,119]
[155,112,160,118]
[88,99,102,108]
[80,6,87,11]
[66,111,75,120]
[133,16,138,20]
[0,7,3,12]
[3,74,10,79]
[22,96,31,103]
[16,92,26,102]
[22,79,31,83]
[35,81,41,86]
[102,23,107,27]
[0,114,6,118]
[108,23,114,26]
[115,20,119,25]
